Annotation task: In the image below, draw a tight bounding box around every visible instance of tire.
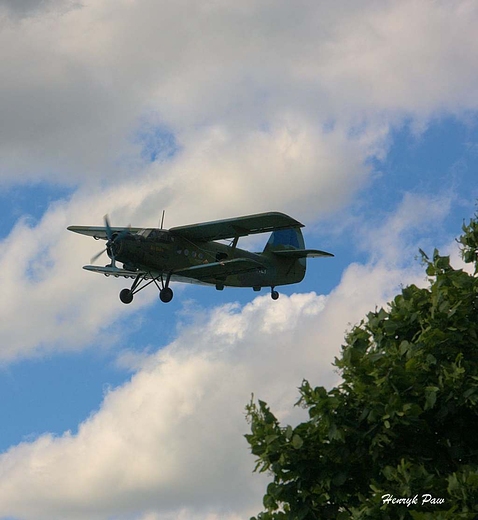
[120,288,133,304]
[160,287,173,303]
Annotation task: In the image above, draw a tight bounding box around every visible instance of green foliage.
[457,212,478,272]
[246,217,478,519]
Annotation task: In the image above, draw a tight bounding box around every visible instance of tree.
[246,214,478,520]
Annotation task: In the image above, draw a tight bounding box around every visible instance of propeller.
[90,247,108,264]
[104,214,113,241]
[90,215,130,267]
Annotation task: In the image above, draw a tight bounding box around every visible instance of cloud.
[0,0,474,464]
[1,1,477,514]
[0,251,429,519]
[144,120,375,224]
[0,188,161,363]
[0,111,378,363]
[3,209,468,519]
[357,191,455,265]
[1,0,477,184]
[0,0,56,18]
[0,3,476,335]
[0,189,463,519]
[0,293,324,519]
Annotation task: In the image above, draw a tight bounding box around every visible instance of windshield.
[137,229,172,242]
[149,229,172,242]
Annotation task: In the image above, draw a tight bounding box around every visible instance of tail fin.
[263,227,305,253]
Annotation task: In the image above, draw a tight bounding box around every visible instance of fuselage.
[110,229,306,288]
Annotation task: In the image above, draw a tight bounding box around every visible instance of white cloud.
[0,108,377,363]
[0,188,466,519]
[146,120,374,224]
[1,0,477,183]
[1,0,477,515]
[0,188,161,363]
[0,293,322,519]
[357,191,455,265]
[0,254,429,519]
[0,2,476,352]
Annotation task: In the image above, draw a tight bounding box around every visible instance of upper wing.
[68,212,302,242]
[174,258,264,280]
[169,212,303,242]
[67,226,143,240]
[272,248,334,258]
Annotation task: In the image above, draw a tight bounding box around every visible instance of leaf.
[399,340,411,356]
[285,425,293,441]
[332,472,347,486]
[291,434,304,449]
[337,513,350,520]
[424,386,439,410]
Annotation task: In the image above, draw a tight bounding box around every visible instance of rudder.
[263,227,305,253]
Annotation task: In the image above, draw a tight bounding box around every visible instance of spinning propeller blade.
[91,248,107,264]
[104,214,113,241]
[91,215,129,266]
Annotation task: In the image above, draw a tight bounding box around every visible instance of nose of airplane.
[107,234,124,258]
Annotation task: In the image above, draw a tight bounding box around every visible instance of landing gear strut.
[119,272,174,304]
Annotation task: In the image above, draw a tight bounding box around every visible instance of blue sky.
[0,1,478,519]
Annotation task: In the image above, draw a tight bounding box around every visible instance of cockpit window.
[149,229,172,242]
[137,229,172,241]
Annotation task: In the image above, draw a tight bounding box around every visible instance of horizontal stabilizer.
[272,249,334,258]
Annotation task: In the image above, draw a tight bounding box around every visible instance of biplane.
[68,212,333,304]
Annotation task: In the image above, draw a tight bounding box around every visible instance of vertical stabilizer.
[263,227,305,253]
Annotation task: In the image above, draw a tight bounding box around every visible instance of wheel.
[120,288,133,304]
[160,287,173,303]
[271,290,279,300]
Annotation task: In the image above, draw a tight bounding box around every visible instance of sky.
[0,0,477,518]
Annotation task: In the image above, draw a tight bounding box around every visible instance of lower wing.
[82,257,264,283]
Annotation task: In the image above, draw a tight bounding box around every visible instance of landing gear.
[271,288,279,300]
[119,271,174,304]
[160,287,173,303]
[119,288,133,304]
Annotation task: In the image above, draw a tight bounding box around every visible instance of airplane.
[67,211,333,304]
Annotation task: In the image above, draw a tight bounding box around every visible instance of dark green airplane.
[68,212,333,304]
